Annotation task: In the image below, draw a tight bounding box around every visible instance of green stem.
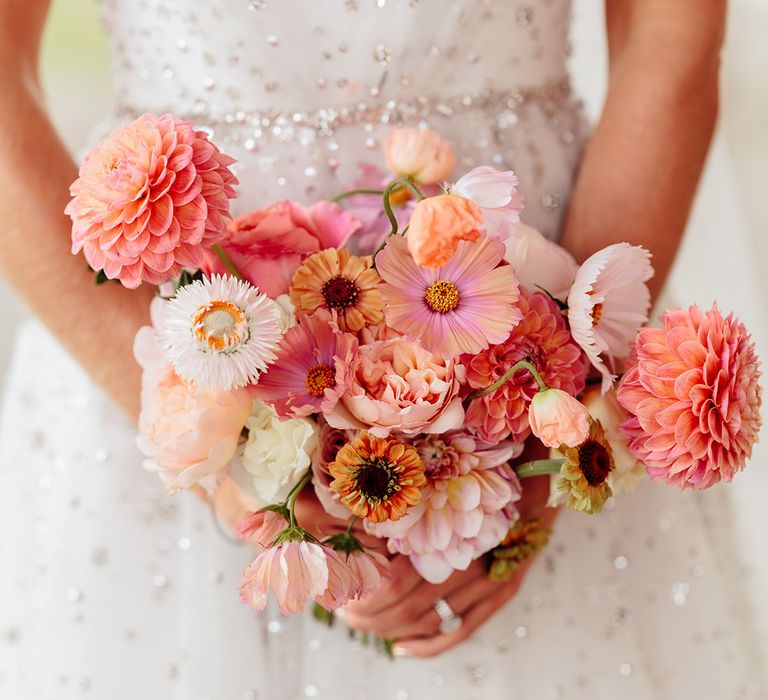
[345,515,360,536]
[212,244,245,281]
[468,359,548,401]
[515,459,565,479]
[287,470,313,530]
[331,188,385,202]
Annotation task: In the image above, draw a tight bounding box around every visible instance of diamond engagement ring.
[433,597,462,635]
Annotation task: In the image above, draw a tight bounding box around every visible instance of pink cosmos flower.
[617,304,762,490]
[345,550,389,598]
[529,388,590,449]
[67,113,237,288]
[376,235,522,358]
[133,301,252,493]
[368,433,523,583]
[252,310,358,418]
[326,336,465,438]
[450,166,524,241]
[568,243,654,392]
[504,223,578,301]
[201,200,360,299]
[236,510,288,548]
[311,418,355,519]
[240,540,361,614]
[465,287,588,444]
[383,128,455,184]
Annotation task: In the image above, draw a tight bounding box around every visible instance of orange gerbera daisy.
[289,248,383,332]
[329,432,426,523]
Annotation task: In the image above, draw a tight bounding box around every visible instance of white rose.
[241,401,317,503]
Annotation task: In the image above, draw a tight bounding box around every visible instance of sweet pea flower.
[528,388,590,449]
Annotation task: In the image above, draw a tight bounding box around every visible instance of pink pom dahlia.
[464,287,588,444]
[67,113,237,288]
[617,304,762,489]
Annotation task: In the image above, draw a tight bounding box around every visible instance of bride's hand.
[344,444,558,659]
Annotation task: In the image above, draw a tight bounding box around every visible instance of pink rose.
[326,337,465,437]
[201,200,361,298]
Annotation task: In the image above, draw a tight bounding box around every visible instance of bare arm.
[561,0,726,300]
[0,0,152,418]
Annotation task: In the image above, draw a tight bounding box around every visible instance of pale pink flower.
[464,287,587,444]
[311,418,355,520]
[67,113,237,288]
[377,234,522,358]
[368,433,523,583]
[326,336,465,438]
[567,243,654,392]
[134,303,252,492]
[252,310,358,418]
[529,388,590,448]
[504,223,578,301]
[201,200,359,299]
[236,509,288,548]
[383,128,455,184]
[617,305,762,490]
[345,550,389,598]
[450,166,524,240]
[315,549,365,609]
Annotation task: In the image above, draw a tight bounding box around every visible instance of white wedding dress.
[1,1,766,698]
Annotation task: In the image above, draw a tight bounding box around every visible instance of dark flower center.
[322,275,360,310]
[305,363,336,398]
[578,440,612,486]
[355,458,399,502]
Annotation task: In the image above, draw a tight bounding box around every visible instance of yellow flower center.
[424,280,460,313]
[591,302,604,327]
[322,275,360,310]
[578,439,612,486]
[305,363,336,398]
[193,301,249,352]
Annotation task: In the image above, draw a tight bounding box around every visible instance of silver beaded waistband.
[114,76,579,145]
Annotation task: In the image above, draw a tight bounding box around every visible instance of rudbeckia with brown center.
[329,432,426,523]
[555,420,615,514]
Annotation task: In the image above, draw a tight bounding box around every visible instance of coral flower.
[67,113,237,288]
[377,235,521,358]
[159,274,283,390]
[239,539,360,614]
[555,420,615,514]
[504,223,578,301]
[326,336,465,438]
[450,166,524,241]
[529,388,590,449]
[289,248,383,332]
[383,127,455,184]
[464,287,587,444]
[368,433,522,583]
[406,194,482,269]
[617,304,762,490]
[201,200,360,299]
[252,310,358,418]
[567,243,654,391]
[236,509,289,548]
[329,432,427,523]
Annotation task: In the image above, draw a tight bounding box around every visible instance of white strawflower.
[159,274,282,390]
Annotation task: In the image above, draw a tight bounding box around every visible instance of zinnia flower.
[239,539,361,614]
[464,287,587,444]
[158,274,282,390]
[529,388,590,449]
[377,234,522,358]
[383,127,455,184]
[236,508,289,548]
[326,336,465,438]
[289,248,383,332]
[504,223,578,301]
[67,113,237,288]
[406,194,483,269]
[134,304,252,492]
[329,432,426,523]
[240,401,318,503]
[252,310,358,418]
[450,166,524,241]
[201,200,360,298]
[567,243,654,391]
[555,420,615,514]
[368,433,522,583]
[617,304,762,490]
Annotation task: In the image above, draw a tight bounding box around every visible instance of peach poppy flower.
[529,388,590,449]
[383,127,455,184]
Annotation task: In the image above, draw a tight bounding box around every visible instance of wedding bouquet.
[66,115,762,620]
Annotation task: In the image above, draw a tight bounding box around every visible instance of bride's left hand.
[344,462,558,659]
